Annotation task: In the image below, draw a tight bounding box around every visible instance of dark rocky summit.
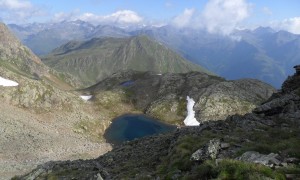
[17,66,300,179]
[294,65,300,75]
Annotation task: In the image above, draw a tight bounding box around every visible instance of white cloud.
[98,10,143,24]
[0,0,31,9]
[171,0,251,35]
[201,0,251,35]
[0,0,44,23]
[53,10,81,22]
[271,17,300,34]
[53,10,143,25]
[172,8,195,28]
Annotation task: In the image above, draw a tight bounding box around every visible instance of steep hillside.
[0,22,81,89]
[81,70,275,125]
[0,23,46,78]
[18,67,300,179]
[0,23,129,179]
[43,36,212,87]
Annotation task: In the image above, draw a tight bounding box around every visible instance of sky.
[0,0,300,34]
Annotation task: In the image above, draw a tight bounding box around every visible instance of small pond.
[104,114,176,145]
[120,80,134,87]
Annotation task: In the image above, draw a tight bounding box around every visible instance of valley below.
[17,65,300,180]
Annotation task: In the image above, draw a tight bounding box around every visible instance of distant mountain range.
[8,21,300,88]
[133,26,300,88]
[8,20,129,55]
[43,35,211,87]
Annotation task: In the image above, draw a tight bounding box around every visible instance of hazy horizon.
[0,0,299,35]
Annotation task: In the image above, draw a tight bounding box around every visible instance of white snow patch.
[157,74,162,76]
[0,76,19,87]
[80,95,92,101]
[184,96,200,126]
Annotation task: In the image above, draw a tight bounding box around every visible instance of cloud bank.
[53,10,143,26]
[201,0,251,35]
[271,17,300,34]
[0,0,44,23]
[172,8,195,28]
[1,0,299,35]
[172,0,251,35]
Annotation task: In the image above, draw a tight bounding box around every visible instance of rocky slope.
[42,36,212,87]
[81,70,275,125]
[18,66,300,180]
[0,22,46,78]
[0,23,132,179]
[0,22,81,89]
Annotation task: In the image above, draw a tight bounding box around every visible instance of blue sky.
[1,0,300,34]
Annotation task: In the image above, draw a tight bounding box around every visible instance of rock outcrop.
[190,139,222,161]
[82,70,276,125]
[237,151,282,167]
[294,65,300,75]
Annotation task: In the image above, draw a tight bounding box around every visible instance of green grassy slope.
[43,36,213,87]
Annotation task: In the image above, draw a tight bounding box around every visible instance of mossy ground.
[147,100,185,125]
[183,159,286,180]
[155,117,300,179]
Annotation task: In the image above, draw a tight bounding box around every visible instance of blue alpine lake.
[104,114,176,145]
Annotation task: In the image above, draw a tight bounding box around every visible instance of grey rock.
[207,139,221,159]
[284,157,300,164]
[190,149,206,161]
[190,139,221,161]
[254,93,300,115]
[237,151,282,167]
[220,143,230,149]
[96,173,104,180]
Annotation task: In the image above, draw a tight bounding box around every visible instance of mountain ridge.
[133,25,300,88]
[43,35,213,87]
[8,21,300,87]
[79,70,275,125]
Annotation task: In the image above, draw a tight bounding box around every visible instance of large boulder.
[237,151,282,167]
[190,139,221,161]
